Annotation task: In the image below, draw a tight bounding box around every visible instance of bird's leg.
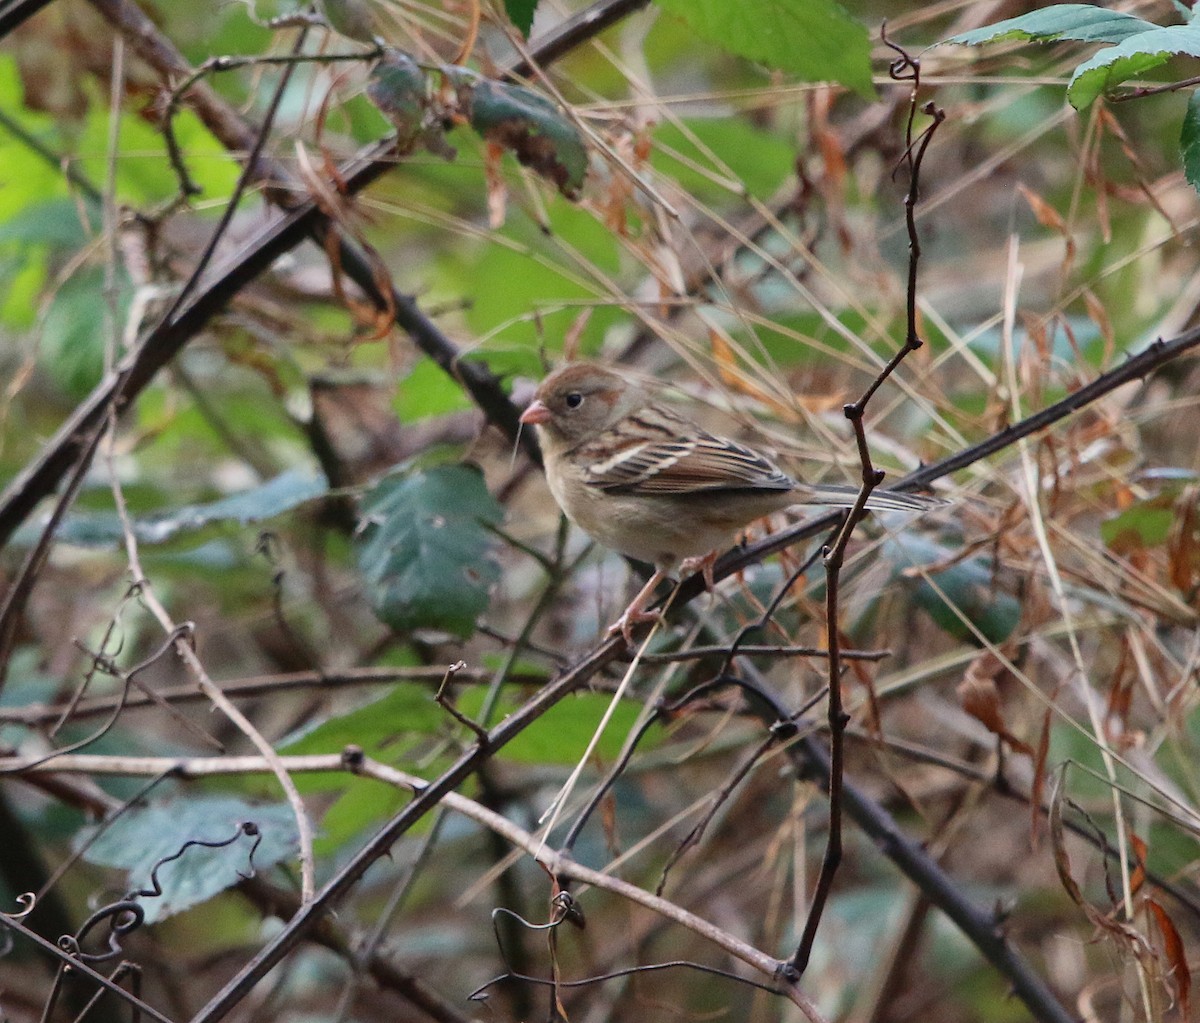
[678,550,718,592]
[608,568,668,646]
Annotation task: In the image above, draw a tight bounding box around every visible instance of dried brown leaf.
[1148,898,1191,1019]
[1129,832,1147,897]
[485,140,508,229]
[958,651,1033,756]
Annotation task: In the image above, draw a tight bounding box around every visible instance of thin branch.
[0,0,56,39]
[0,665,543,726]
[639,643,890,664]
[0,911,175,1023]
[12,772,469,1023]
[0,108,103,204]
[184,634,627,1023]
[690,322,1200,608]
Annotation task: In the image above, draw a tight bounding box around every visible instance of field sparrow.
[520,362,940,642]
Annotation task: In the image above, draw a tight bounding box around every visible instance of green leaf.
[944,4,1155,46]
[460,200,622,350]
[653,0,874,98]
[505,0,538,36]
[1100,499,1174,552]
[458,689,652,764]
[32,470,328,549]
[466,78,589,198]
[366,49,457,160]
[651,117,796,202]
[1183,92,1200,196]
[316,779,407,854]
[319,0,379,42]
[76,796,299,923]
[367,50,427,141]
[41,266,128,398]
[0,252,46,328]
[396,357,473,422]
[355,464,503,636]
[0,198,98,247]
[280,686,447,766]
[1068,24,1200,108]
[881,536,1020,645]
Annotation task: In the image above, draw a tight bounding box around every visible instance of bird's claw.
[607,607,662,647]
[679,551,718,592]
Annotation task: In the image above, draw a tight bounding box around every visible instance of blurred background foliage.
[1,0,1200,1020]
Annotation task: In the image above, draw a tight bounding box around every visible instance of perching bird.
[520,362,940,642]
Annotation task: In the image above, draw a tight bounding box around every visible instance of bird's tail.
[798,483,944,513]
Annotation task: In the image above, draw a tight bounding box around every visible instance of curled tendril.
[0,894,36,957]
[128,821,263,901]
[54,822,263,965]
[881,22,919,84]
[59,900,145,964]
[3,893,36,920]
[550,890,585,930]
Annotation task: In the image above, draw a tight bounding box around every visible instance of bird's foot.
[607,568,670,647]
[679,551,718,592]
[607,606,663,647]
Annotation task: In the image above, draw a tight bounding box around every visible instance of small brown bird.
[520,362,940,641]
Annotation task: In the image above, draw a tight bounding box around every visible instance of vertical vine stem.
[787,37,945,978]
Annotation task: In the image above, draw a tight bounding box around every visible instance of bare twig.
[0,665,542,726]
[640,643,890,664]
[788,43,944,978]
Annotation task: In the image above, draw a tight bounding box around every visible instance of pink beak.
[520,399,551,425]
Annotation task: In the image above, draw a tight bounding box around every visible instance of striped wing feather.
[580,407,794,496]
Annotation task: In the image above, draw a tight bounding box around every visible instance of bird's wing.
[579,410,794,496]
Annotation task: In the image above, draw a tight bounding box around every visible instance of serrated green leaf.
[367,50,426,131]
[366,50,459,160]
[29,470,328,549]
[505,0,538,36]
[467,79,588,197]
[1100,500,1174,552]
[76,796,299,923]
[355,464,503,636]
[653,0,873,98]
[1182,92,1200,195]
[944,4,1154,47]
[1068,24,1200,108]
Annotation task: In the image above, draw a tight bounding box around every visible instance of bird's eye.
[565,392,584,409]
